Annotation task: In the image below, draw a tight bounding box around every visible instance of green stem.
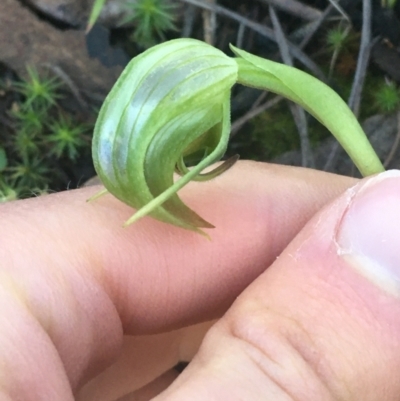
[234,56,385,176]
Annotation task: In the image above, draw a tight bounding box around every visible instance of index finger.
[1,162,356,334]
[0,161,355,396]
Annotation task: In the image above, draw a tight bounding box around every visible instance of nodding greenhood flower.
[91,39,238,235]
[91,38,384,235]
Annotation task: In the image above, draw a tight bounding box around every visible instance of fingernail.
[336,170,400,295]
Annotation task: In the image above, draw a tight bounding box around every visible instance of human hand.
[2,161,399,400]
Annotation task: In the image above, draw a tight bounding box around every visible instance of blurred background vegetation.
[1,0,400,201]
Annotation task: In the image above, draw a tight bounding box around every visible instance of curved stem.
[233,53,384,177]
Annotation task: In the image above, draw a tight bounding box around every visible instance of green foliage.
[14,130,40,160]
[0,182,18,203]
[13,66,62,110]
[86,0,107,32]
[0,147,7,172]
[8,157,50,189]
[0,66,92,202]
[228,104,331,162]
[326,25,350,52]
[381,0,398,8]
[230,105,299,161]
[374,81,400,113]
[47,114,88,160]
[11,103,44,133]
[10,104,46,159]
[234,46,382,176]
[87,0,177,48]
[121,0,177,48]
[325,24,353,77]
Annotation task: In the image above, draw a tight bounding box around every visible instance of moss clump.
[227,102,331,162]
[0,66,93,201]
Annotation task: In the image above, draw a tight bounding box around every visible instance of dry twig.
[328,0,351,24]
[324,0,373,172]
[348,0,372,116]
[181,3,198,38]
[299,4,335,49]
[236,22,246,48]
[256,0,322,21]
[43,64,88,110]
[180,0,327,81]
[202,0,217,45]
[231,95,283,136]
[269,5,315,168]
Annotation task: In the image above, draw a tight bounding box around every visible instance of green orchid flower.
[91,39,238,234]
[91,38,384,235]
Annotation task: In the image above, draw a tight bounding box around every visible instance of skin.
[1,160,399,400]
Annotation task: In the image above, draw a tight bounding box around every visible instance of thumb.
[154,170,400,401]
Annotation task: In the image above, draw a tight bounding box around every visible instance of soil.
[0,0,124,101]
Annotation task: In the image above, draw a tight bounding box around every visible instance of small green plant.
[0,147,7,172]
[381,0,398,8]
[90,39,383,235]
[8,156,50,190]
[47,114,88,160]
[87,0,177,48]
[325,24,352,77]
[0,182,18,203]
[374,81,400,113]
[121,0,177,48]
[326,26,350,51]
[13,66,62,110]
[11,103,45,133]
[86,0,107,32]
[0,66,93,202]
[14,129,40,160]
[11,104,45,159]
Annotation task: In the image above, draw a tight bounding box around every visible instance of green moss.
[373,81,400,113]
[0,66,94,201]
[228,102,331,162]
[326,25,351,53]
[121,0,177,48]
